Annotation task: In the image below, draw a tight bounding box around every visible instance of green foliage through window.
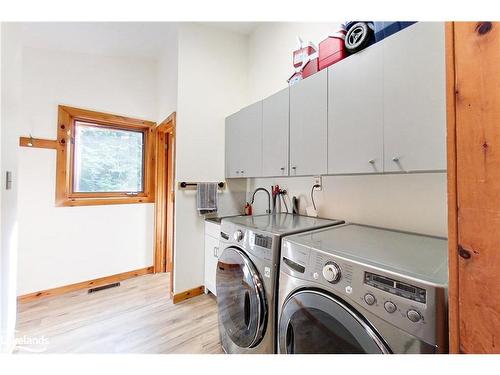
[73,122,144,193]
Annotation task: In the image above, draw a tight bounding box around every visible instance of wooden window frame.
[56,105,156,207]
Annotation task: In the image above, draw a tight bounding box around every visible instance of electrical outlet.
[313,175,322,191]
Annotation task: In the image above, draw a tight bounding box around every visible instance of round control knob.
[384,301,397,313]
[407,309,422,323]
[364,293,376,306]
[233,230,244,242]
[322,262,341,283]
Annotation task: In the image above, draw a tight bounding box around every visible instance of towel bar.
[179,182,225,189]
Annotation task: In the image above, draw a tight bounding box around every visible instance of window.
[56,106,155,206]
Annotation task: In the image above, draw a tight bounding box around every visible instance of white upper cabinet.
[225,112,239,178]
[262,88,289,177]
[238,101,263,178]
[225,101,263,178]
[289,69,328,176]
[225,22,446,179]
[382,22,446,172]
[328,45,384,174]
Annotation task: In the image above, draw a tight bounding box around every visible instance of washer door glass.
[279,290,390,354]
[216,247,267,348]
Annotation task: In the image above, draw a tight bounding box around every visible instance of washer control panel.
[220,221,276,262]
[364,272,426,303]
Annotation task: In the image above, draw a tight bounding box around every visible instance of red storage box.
[293,45,316,68]
[319,33,347,71]
[302,58,319,79]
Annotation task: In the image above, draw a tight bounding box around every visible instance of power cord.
[311,184,320,211]
[280,192,289,213]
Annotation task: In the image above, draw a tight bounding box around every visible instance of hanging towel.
[197,182,218,215]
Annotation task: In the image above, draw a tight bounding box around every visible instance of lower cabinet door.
[204,234,220,296]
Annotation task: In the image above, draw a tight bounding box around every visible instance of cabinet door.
[225,101,263,178]
[204,234,219,296]
[225,112,240,178]
[328,45,384,174]
[290,69,328,176]
[383,22,446,172]
[237,101,263,178]
[262,88,289,177]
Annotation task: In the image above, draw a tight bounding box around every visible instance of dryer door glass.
[216,247,267,348]
[279,290,390,354]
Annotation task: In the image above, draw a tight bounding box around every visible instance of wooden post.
[448,21,500,353]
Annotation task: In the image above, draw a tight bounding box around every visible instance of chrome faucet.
[250,187,271,214]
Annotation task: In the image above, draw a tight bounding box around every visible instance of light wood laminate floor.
[15,273,223,354]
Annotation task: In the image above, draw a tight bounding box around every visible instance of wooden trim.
[59,105,156,128]
[154,112,176,298]
[172,286,204,304]
[55,105,156,207]
[445,22,460,354]
[19,137,58,150]
[452,22,500,354]
[60,196,154,207]
[18,266,153,303]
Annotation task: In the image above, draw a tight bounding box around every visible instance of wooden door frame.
[445,22,460,354]
[446,21,500,354]
[154,112,176,295]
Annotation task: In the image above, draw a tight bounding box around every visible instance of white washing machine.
[216,213,344,354]
[278,223,448,354]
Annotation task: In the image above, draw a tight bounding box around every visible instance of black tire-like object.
[345,22,373,53]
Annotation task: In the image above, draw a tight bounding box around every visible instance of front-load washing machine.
[216,213,344,354]
[278,223,448,354]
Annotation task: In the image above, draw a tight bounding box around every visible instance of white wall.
[173,24,249,293]
[157,30,178,121]
[16,47,158,295]
[246,22,447,237]
[248,174,447,237]
[1,22,22,353]
[248,22,341,102]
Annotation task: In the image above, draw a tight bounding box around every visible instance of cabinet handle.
[214,246,219,257]
[236,170,240,174]
[392,156,400,162]
[240,170,245,175]
[368,159,375,164]
[280,167,285,170]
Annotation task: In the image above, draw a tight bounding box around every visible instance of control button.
[322,262,341,283]
[364,293,376,305]
[345,286,353,294]
[407,309,422,322]
[384,301,397,313]
[313,272,319,280]
[233,230,244,242]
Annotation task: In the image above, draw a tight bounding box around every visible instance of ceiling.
[20,22,179,60]
[20,22,260,60]
[202,22,259,35]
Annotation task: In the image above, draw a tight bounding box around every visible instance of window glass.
[73,121,144,193]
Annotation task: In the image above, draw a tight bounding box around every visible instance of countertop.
[204,215,242,224]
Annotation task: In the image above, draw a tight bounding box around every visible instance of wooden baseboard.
[173,286,204,304]
[18,266,154,303]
